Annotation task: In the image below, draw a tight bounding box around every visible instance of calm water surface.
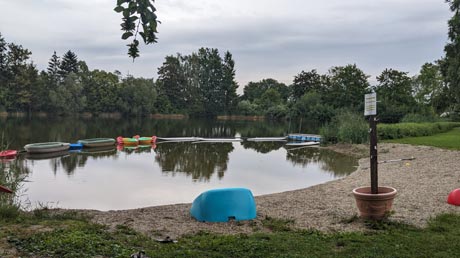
[1,116,357,210]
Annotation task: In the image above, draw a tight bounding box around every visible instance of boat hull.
[24,142,70,153]
[190,188,256,222]
[0,150,17,159]
[26,150,69,160]
[285,141,319,147]
[78,138,116,148]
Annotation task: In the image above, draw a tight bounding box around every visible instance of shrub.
[320,111,368,144]
[265,105,288,120]
[401,113,439,123]
[378,122,460,140]
[237,100,260,115]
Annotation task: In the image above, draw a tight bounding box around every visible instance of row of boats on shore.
[0,134,321,160]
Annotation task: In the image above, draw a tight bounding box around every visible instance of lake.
[1,116,357,211]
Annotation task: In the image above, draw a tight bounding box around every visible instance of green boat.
[78,138,116,148]
[24,142,70,153]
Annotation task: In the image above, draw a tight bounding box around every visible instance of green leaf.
[114,6,124,13]
[121,32,133,40]
[117,0,128,5]
[139,32,146,42]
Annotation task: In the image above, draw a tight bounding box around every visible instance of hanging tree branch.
[114,0,160,61]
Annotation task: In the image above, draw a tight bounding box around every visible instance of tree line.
[0,0,458,122]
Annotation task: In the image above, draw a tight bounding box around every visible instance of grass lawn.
[384,127,460,150]
[2,211,460,257]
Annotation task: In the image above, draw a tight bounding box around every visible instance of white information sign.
[364,93,377,116]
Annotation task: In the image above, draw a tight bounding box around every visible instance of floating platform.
[246,137,287,142]
[190,188,257,222]
[156,137,203,142]
[195,138,243,143]
[287,134,321,142]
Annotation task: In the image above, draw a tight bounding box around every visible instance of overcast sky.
[0,0,452,92]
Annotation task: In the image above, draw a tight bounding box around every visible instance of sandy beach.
[81,143,460,239]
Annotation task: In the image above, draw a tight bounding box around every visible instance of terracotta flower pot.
[352,186,397,220]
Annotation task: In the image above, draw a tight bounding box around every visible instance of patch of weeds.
[340,214,359,224]
[11,222,135,258]
[116,224,137,235]
[428,213,460,233]
[364,218,413,231]
[32,208,88,222]
[0,203,21,221]
[262,216,294,232]
[248,219,262,231]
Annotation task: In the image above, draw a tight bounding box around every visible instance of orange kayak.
[133,135,157,145]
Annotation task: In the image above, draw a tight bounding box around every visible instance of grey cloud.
[0,0,453,90]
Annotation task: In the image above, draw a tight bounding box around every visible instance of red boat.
[0,150,17,159]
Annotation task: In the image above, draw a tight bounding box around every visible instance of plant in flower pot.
[352,93,397,220]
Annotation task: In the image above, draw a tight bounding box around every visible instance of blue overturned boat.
[190,188,257,222]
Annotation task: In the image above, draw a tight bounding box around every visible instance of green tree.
[257,88,282,110]
[375,69,417,123]
[413,62,447,113]
[118,76,156,115]
[242,79,289,103]
[1,41,34,111]
[0,33,8,110]
[197,48,226,116]
[47,51,60,84]
[180,52,203,114]
[49,73,87,114]
[58,50,78,78]
[237,100,259,115]
[156,55,187,112]
[326,64,370,110]
[440,0,460,112]
[291,69,324,101]
[222,51,239,114]
[290,92,335,124]
[84,70,121,113]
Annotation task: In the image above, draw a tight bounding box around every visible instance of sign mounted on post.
[364,92,377,116]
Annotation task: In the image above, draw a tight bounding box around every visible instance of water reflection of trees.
[3,116,293,149]
[154,142,233,181]
[285,148,357,176]
[23,148,119,176]
[240,141,285,154]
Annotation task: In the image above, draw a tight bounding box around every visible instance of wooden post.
[369,115,378,194]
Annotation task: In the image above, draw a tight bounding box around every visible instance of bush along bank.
[378,122,460,140]
[320,113,460,144]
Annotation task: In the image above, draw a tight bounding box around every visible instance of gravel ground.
[83,143,460,239]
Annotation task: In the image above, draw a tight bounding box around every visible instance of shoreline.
[60,143,460,239]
